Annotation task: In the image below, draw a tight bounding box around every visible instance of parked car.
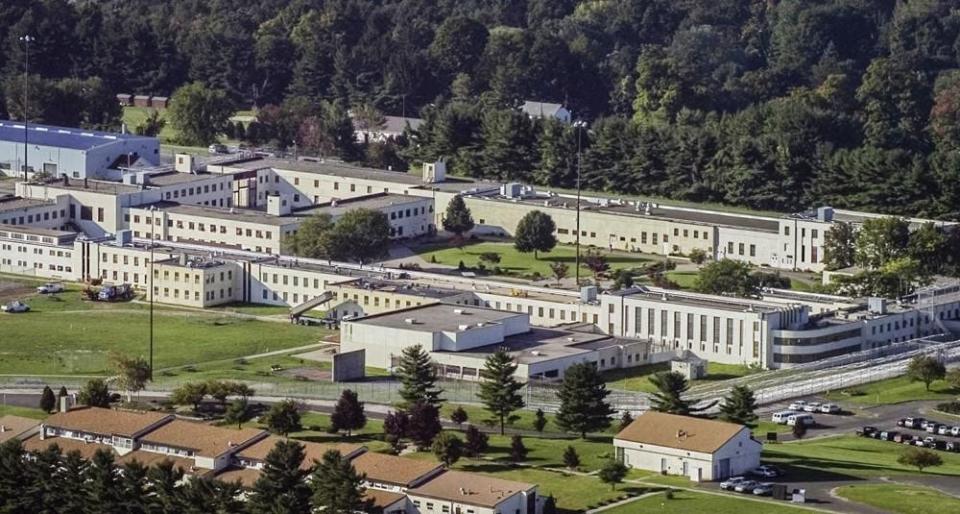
[720,477,746,490]
[904,417,925,429]
[753,483,774,496]
[897,418,907,427]
[938,425,953,436]
[951,426,960,437]
[803,402,822,413]
[880,430,898,441]
[788,400,806,411]
[787,414,815,427]
[859,426,878,437]
[894,433,913,444]
[36,283,63,294]
[819,403,841,414]
[946,441,960,452]
[921,420,934,430]
[208,143,228,154]
[750,465,783,478]
[772,411,797,424]
[1,300,29,313]
[734,480,759,493]
[927,424,943,434]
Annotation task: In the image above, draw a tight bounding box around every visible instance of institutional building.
[614,411,763,482]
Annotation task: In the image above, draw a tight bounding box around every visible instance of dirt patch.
[0,281,34,303]
[279,367,331,381]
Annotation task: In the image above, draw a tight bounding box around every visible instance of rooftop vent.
[454,308,465,315]
[530,351,541,356]
[458,324,470,331]
[476,322,485,328]
[404,318,417,325]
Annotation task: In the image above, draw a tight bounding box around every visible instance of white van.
[772,411,797,424]
[787,414,815,427]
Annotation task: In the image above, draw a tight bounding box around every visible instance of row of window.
[0,207,66,226]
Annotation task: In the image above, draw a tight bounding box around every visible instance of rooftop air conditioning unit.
[454,308,464,314]
[404,318,417,324]
[458,324,470,331]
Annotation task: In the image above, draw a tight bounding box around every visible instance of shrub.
[937,401,960,414]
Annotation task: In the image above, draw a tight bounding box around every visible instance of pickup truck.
[1,300,30,313]
[36,283,64,294]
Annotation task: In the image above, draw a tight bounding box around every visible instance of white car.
[951,426,960,437]
[819,403,841,414]
[938,425,953,436]
[788,400,806,411]
[803,402,821,412]
[36,283,64,294]
[720,477,746,490]
[1,300,30,313]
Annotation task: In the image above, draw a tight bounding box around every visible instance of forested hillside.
[3,0,960,217]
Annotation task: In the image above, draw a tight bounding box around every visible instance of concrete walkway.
[585,490,662,513]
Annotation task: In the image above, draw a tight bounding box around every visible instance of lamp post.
[19,35,34,181]
[148,206,156,380]
[574,120,587,286]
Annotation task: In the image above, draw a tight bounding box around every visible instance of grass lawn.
[0,279,325,375]
[210,302,293,317]
[665,270,698,289]
[834,484,960,514]
[122,107,178,143]
[154,355,333,384]
[764,435,960,480]
[822,375,959,405]
[0,404,48,420]
[601,489,808,514]
[603,362,758,393]
[249,411,393,454]
[415,241,649,278]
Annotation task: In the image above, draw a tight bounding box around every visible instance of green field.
[835,484,960,514]
[122,107,178,142]
[0,279,325,375]
[0,404,47,420]
[823,375,960,405]
[415,241,649,278]
[601,489,808,514]
[764,435,960,480]
[602,362,758,393]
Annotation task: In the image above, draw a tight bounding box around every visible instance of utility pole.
[19,35,34,181]
[574,120,586,287]
[148,206,156,380]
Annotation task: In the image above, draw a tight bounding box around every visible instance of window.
[738,243,744,255]
[749,244,756,257]
[784,226,790,236]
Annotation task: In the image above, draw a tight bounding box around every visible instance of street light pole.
[19,35,34,181]
[574,121,586,287]
[148,206,156,381]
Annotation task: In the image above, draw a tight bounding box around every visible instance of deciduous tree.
[263,399,303,437]
[168,82,233,146]
[514,210,557,259]
[907,355,946,391]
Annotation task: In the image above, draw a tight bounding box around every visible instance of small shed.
[133,95,152,108]
[116,94,133,107]
[151,96,169,110]
[671,356,708,380]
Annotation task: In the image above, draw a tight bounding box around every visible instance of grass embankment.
[602,362,759,393]
[600,489,809,514]
[823,375,960,405]
[835,484,960,514]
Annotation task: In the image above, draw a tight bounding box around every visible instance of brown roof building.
[364,488,406,513]
[139,419,266,470]
[408,470,537,511]
[236,435,365,470]
[0,415,40,443]
[613,411,761,482]
[351,452,443,489]
[43,407,173,441]
[23,434,115,460]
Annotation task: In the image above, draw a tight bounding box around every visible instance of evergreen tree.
[310,449,369,514]
[145,459,184,514]
[263,399,303,437]
[718,385,759,427]
[442,195,475,238]
[477,349,525,435]
[0,440,27,512]
[58,450,88,514]
[78,378,111,408]
[463,425,489,458]
[330,389,366,437]
[649,371,694,415]
[555,363,614,438]
[58,386,68,399]
[509,434,528,462]
[247,440,312,514]
[39,385,56,413]
[514,210,557,259]
[85,449,123,513]
[562,445,580,470]
[618,411,634,431]
[396,345,443,407]
[533,408,548,433]
[118,460,149,514]
[431,432,463,467]
[407,402,442,450]
[449,406,469,428]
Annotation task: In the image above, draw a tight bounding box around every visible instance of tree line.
[4,2,960,217]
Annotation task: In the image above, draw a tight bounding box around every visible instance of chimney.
[59,395,72,413]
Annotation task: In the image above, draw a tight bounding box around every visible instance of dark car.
[860,426,878,437]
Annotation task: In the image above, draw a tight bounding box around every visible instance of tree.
[431,432,463,467]
[612,269,634,290]
[688,248,708,265]
[478,348,525,435]
[946,368,960,390]
[649,371,696,415]
[718,385,759,427]
[514,210,557,259]
[78,378,111,408]
[396,345,443,407]
[57,386,68,400]
[479,252,501,266]
[407,402,442,450]
[450,406,468,428]
[310,449,369,514]
[695,259,758,297]
[167,82,234,146]
[263,399,302,437]
[325,209,391,266]
[582,249,610,280]
[442,195,475,238]
[855,217,910,269]
[509,435,528,462]
[555,363,614,438]
[563,445,580,470]
[169,382,207,411]
[429,17,489,76]
[134,109,166,137]
[85,449,122,512]
[205,380,234,407]
[283,213,334,260]
[463,425,489,458]
[898,447,943,472]
[248,440,312,514]
[533,408,548,433]
[330,389,366,436]
[823,222,856,271]
[598,459,628,490]
[906,355,946,391]
[542,495,558,514]
[383,410,410,445]
[111,353,150,401]
[39,386,56,413]
[549,262,569,285]
[618,411,634,431]
[224,399,251,429]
